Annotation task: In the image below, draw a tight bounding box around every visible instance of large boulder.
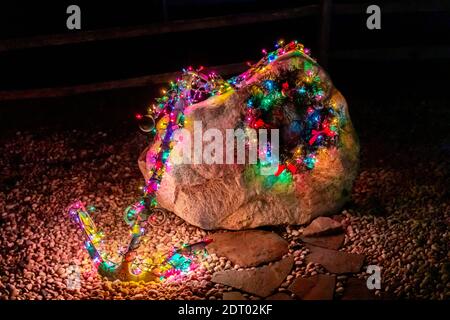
[139,51,359,230]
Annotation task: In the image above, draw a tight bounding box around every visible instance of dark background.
[0,0,449,140]
[0,1,448,302]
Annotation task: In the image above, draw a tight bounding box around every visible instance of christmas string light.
[68,40,346,282]
[242,46,345,178]
[68,68,225,281]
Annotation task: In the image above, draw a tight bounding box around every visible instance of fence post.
[319,0,332,68]
[162,0,169,22]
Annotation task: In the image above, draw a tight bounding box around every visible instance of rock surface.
[341,277,377,300]
[302,217,343,236]
[139,53,359,230]
[305,245,365,274]
[211,256,294,297]
[266,292,294,300]
[222,291,247,300]
[207,230,289,267]
[289,274,336,300]
[300,233,345,250]
[2,93,447,300]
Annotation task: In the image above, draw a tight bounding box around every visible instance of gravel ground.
[0,96,449,300]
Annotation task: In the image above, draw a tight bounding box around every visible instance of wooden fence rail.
[0,6,318,53]
[0,1,448,101]
[1,2,447,53]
